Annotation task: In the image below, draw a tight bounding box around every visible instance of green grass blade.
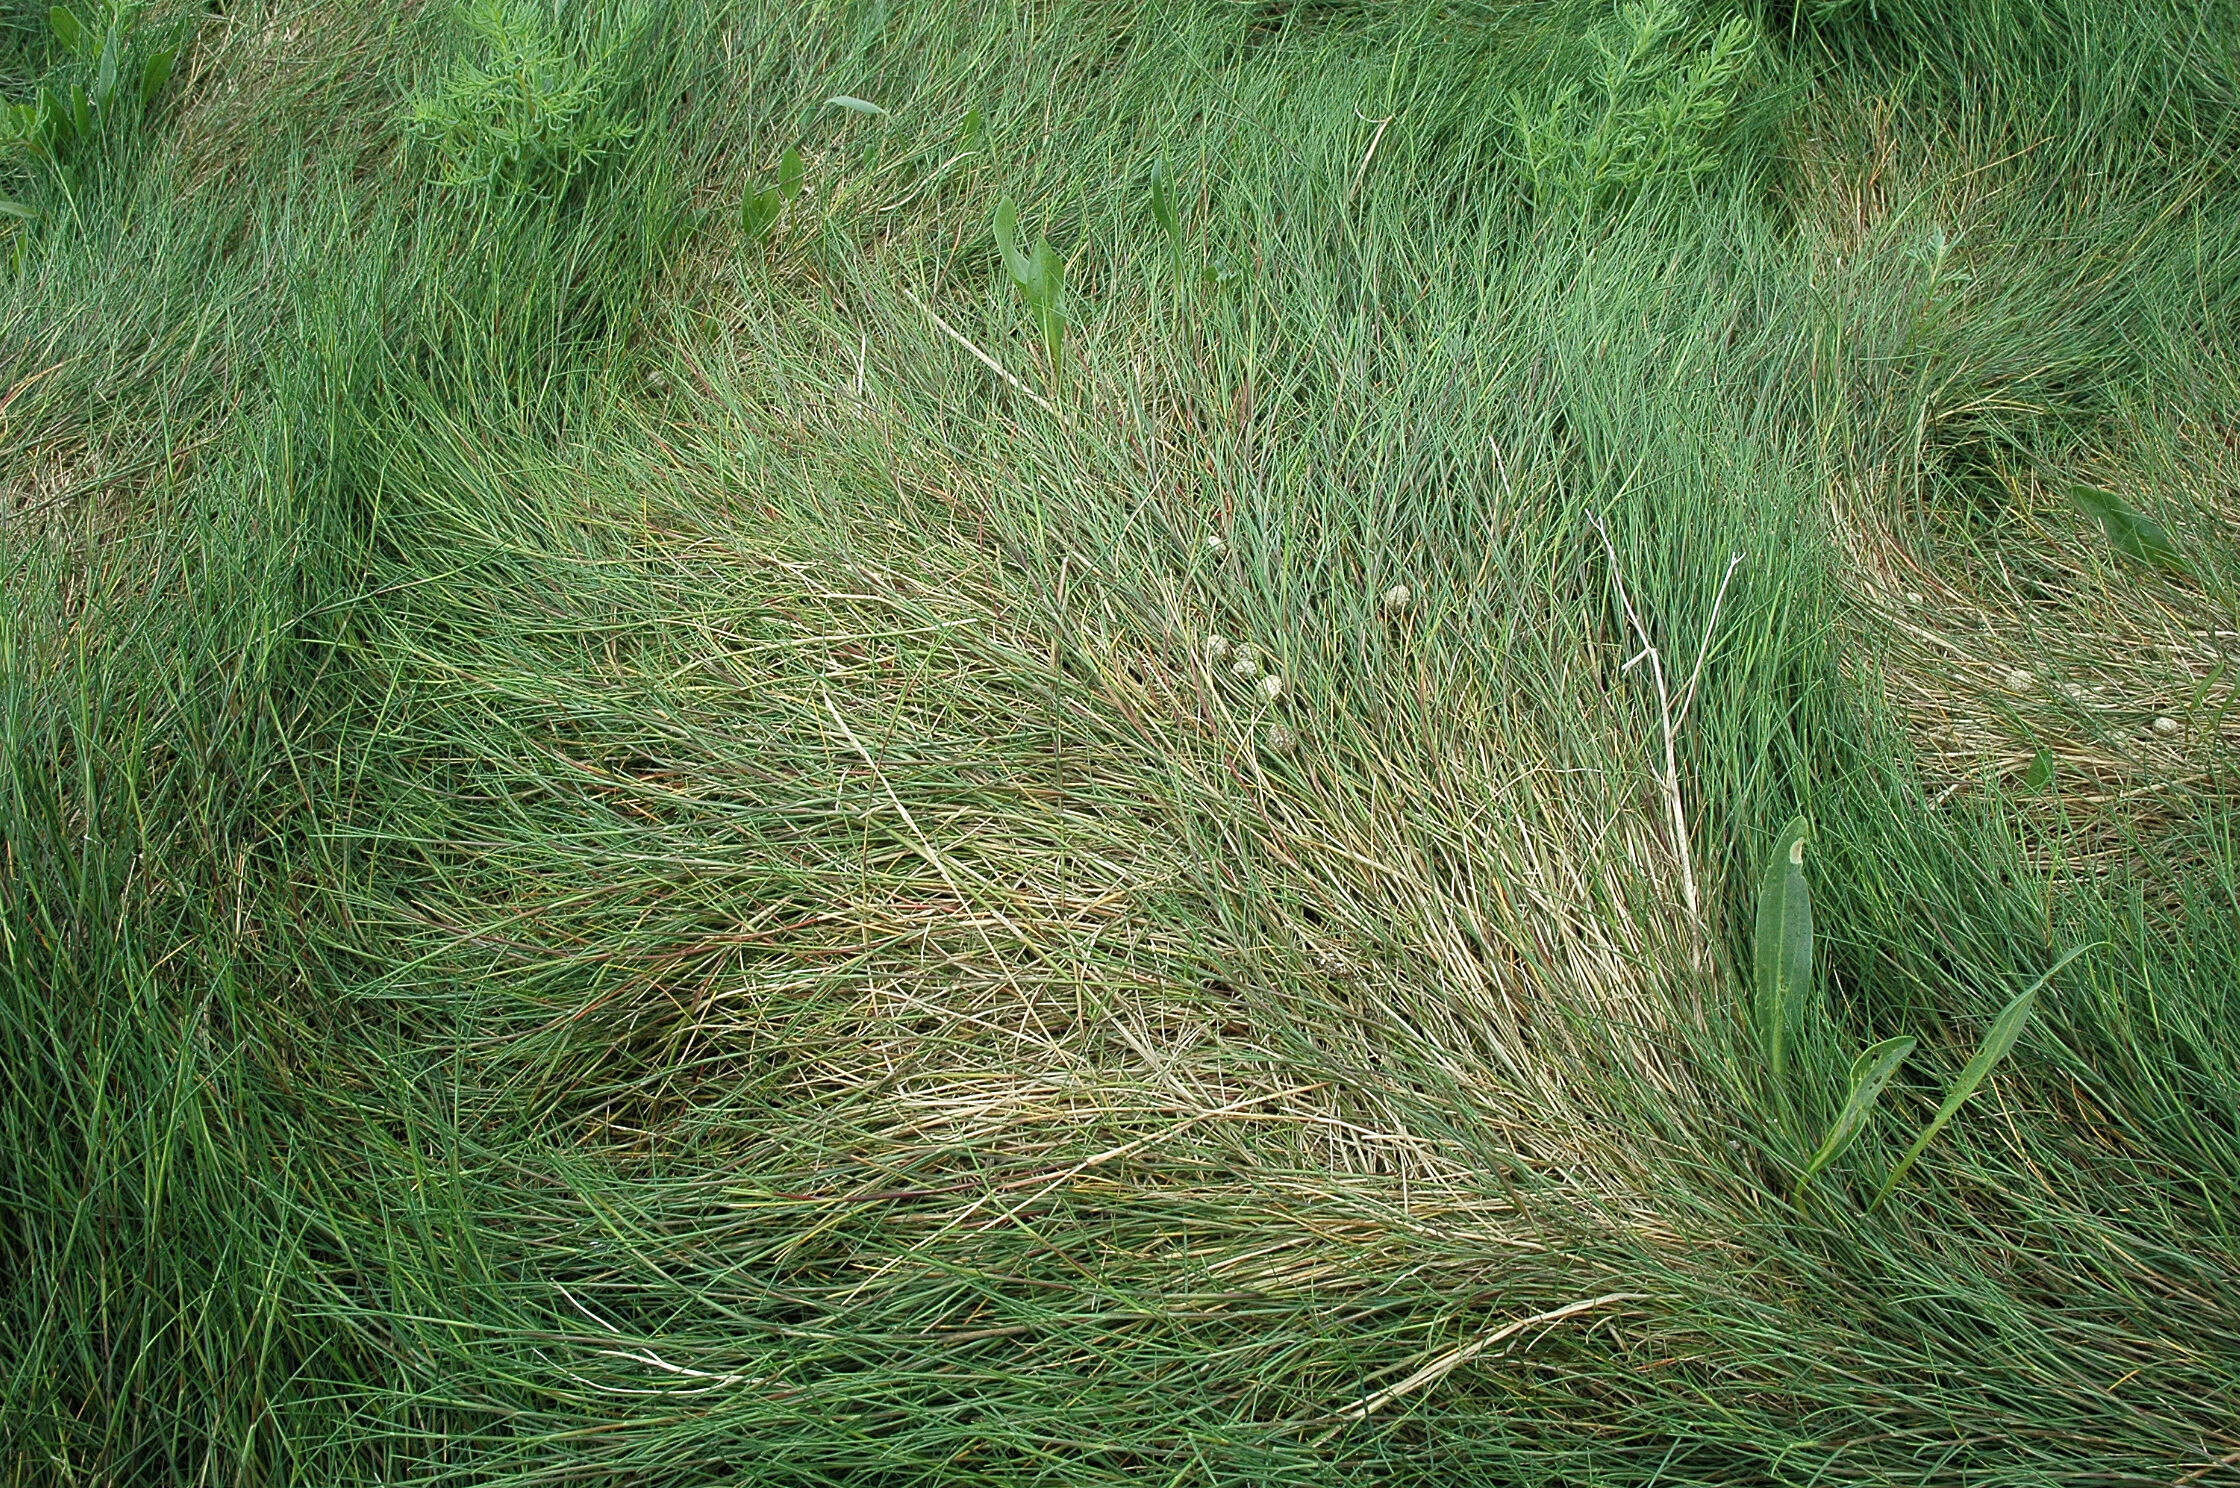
[1796,1036,1915,1198]
[1872,944,2094,1209]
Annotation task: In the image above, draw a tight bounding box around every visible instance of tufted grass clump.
[5,1,2240,1484]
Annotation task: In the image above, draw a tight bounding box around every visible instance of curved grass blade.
[1753,816,1812,1086]
[1796,1035,1915,1199]
[1871,943,2093,1209]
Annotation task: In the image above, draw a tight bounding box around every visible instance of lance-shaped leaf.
[1796,1035,1915,1197]
[993,197,1036,287]
[1871,944,2091,1209]
[1754,816,1813,1085]
[1149,156,1181,251]
[2069,484,2182,572]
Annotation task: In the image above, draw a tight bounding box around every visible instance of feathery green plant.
[1512,0,1758,207]
[405,0,635,192]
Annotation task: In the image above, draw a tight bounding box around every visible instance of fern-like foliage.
[1512,0,1758,209]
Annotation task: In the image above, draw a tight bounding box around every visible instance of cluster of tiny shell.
[2003,666,2189,739]
[1198,537,1419,760]
[1199,537,1430,758]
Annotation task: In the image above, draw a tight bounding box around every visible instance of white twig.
[898,283,1057,415]
[1590,511,1701,926]
[1333,1292,1650,1422]
[1673,550,1746,733]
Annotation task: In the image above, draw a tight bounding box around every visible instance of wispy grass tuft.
[5,0,2239,1483]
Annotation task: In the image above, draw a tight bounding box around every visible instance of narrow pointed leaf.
[0,198,38,221]
[2069,484,2183,572]
[1797,1035,1915,1195]
[1753,816,1813,1084]
[1872,944,2091,1208]
[1149,156,1180,247]
[777,146,803,202]
[48,6,83,54]
[992,198,1035,287]
[827,95,888,117]
[140,47,176,108]
[1030,238,1063,305]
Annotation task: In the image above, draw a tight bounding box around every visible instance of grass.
[3,0,2237,1482]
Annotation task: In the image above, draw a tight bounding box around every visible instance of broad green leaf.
[140,46,176,108]
[1797,1035,1915,1196]
[67,83,92,141]
[1029,238,1063,306]
[1872,944,2091,1209]
[2068,484,2182,572]
[49,6,83,55]
[0,198,38,221]
[2021,748,2056,791]
[827,95,888,117]
[1753,816,1813,1085]
[1030,238,1065,363]
[961,105,988,155]
[992,197,1035,288]
[777,145,803,202]
[740,184,780,241]
[1149,156,1180,248]
[93,22,120,110]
